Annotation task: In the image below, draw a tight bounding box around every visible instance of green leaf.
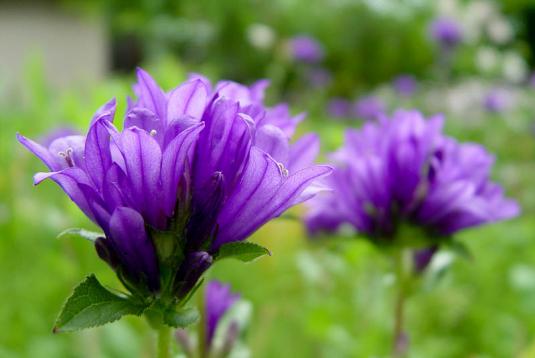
[53,275,146,333]
[57,228,104,243]
[217,241,271,262]
[447,240,473,261]
[163,307,199,328]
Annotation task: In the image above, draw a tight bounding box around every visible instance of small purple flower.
[288,35,325,63]
[483,89,508,113]
[205,281,240,351]
[327,98,352,118]
[307,110,519,267]
[529,73,535,88]
[354,95,385,121]
[430,17,463,49]
[306,67,332,88]
[18,68,331,299]
[393,75,417,97]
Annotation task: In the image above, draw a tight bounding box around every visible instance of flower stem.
[157,324,172,358]
[392,249,409,357]
[197,282,207,358]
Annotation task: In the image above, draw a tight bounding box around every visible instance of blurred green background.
[2,0,535,357]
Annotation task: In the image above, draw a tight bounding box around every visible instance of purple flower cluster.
[483,89,508,113]
[354,96,385,121]
[289,35,325,64]
[393,75,417,97]
[307,110,519,245]
[430,17,463,49]
[18,69,331,297]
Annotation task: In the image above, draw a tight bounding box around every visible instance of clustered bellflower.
[430,17,463,50]
[18,69,331,310]
[288,35,325,64]
[306,110,519,268]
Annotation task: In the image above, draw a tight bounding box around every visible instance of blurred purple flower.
[327,98,352,118]
[205,281,240,351]
[529,73,535,88]
[430,17,463,49]
[393,75,417,97]
[18,68,331,298]
[289,35,325,63]
[306,67,332,88]
[307,110,519,267]
[483,89,508,113]
[354,95,385,121]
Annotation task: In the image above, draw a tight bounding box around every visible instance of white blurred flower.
[502,51,528,83]
[487,17,514,44]
[246,23,275,50]
[476,46,500,73]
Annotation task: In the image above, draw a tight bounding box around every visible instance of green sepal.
[163,306,199,328]
[53,275,147,333]
[216,241,271,262]
[446,239,473,260]
[56,228,104,243]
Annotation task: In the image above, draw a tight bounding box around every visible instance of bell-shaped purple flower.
[430,17,463,50]
[327,98,352,119]
[393,75,417,97]
[288,35,325,64]
[354,95,385,121]
[306,110,519,266]
[18,68,331,299]
[483,89,508,113]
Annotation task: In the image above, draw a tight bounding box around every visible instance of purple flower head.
[18,68,331,299]
[354,95,385,121]
[529,73,535,88]
[306,110,519,260]
[393,75,417,97]
[306,67,332,88]
[327,98,352,118]
[483,89,508,113]
[288,35,325,63]
[430,17,463,49]
[205,281,240,351]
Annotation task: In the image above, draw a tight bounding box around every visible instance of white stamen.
[58,147,75,167]
[277,162,289,177]
[149,129,157,137]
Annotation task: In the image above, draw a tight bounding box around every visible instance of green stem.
[157,324,172,358]
[197,283,207,358]
[392,249,409,358]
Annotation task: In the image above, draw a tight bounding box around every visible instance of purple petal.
[161,122,205,216]
[109,207,160,291]
[91,97,116,125]
[255,124,289,165]
[17,133,61,171]
[117,127,164,228]
[288,133,319,172]
[214,148,332,248]
[194,99,254,201]
[85,119,113,191]
[48,135,86,170]
[33,167,98,223]
[167,79,209,123]
[134,68,167,121]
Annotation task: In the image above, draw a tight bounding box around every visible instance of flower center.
[58,148,74,167]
